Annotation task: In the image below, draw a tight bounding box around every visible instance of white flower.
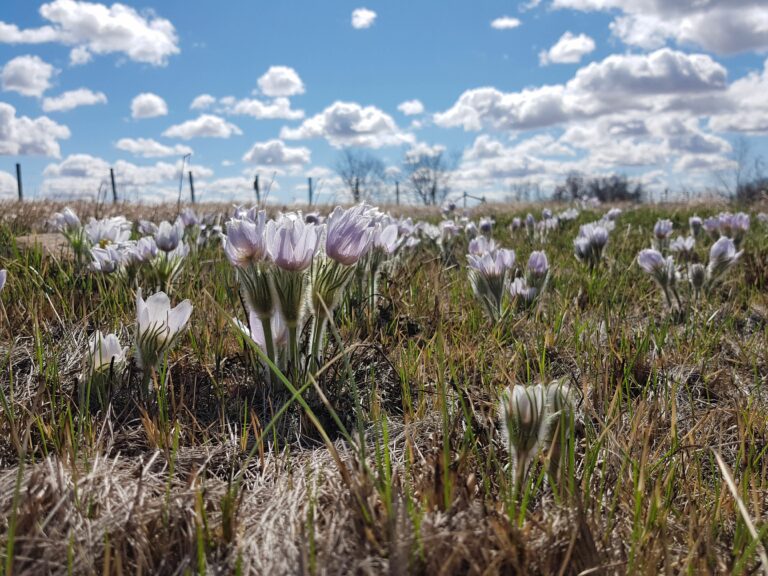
[87,331,127,373]
[135,289,193,369]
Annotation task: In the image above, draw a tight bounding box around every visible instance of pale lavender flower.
[468,236,497,256]
[324,205,374,265]
[265,214,319,271]
[638,249,673,289]
[527,251,549,284]
[542,209,553,220]
[180,208,199,227]
[224,213,268,267]
[670,236,696,261]
[499,383,546,487]
[703,217,720,239]
[90,246,121,273]
[85,216,131,246]
[465,221,478,238]
[508,277,538,304]
[87,331,127,374]
[689,215,703,237]
[510,217,522,231]
[135,289,193,370]
[155,220,182,253]
[235,308,288,356]
[138,220,159,236]
[0,269,6,292]
[479,217,494,236]
[706,236,742,283]
[654,219,673,240]
[50,207,81,232]
[373,223,399,254]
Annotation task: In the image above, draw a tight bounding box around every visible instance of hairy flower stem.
[310,315,327,374]
[259,315,276,384]
[288,324,300,382]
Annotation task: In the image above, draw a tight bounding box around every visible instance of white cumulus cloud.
[1,55,56,97]
[398,99,425,116]
[257,66,305,97]
[162,114,242,140]
[351,8,377,29]
[42,87,107,112]
[0,0,180,66]
[539,32,596,65]
[242,139,311,167]
[131,92,168,119]
[491,16,522,30]
[0,102,70,156]
[281,101,413,148]
[115,137,192,158]
[190,94,215,110]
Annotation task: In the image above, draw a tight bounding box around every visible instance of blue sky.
[1,0,768,204]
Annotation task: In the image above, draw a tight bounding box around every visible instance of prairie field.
[0,199,767,576]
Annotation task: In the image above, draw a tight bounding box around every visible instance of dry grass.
[0,199,767,575]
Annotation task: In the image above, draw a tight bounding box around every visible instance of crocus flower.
[235,308,288,358]
[479,217,494,236]
[637,249,668,284]
[689,215,703,237]
[224,213,268,267]
[135,289,193,371]
[85,216,132,246]
[510,217,522,231]
[526,251,549,287]
[90,246,121,273]
[265,214,319,272]
[87,331,127,374]
[51,207,81,232]
[508,277,538,305]
[155,220,182,253]
[138,220,159,236]
[605,208,622,221]
[467,248,516,321]
[500,384,546,488]
[324,204,374,265]
[372,223,399,254]
[468,236,497,256]
[0,269,6,292]
[706,236,742,285]
[669,236,696,261]
[654,219,673,240]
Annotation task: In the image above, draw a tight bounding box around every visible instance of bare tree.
[334,149,386,202]
[402,148,454,206]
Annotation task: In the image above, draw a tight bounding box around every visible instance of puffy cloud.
[187,94,304,120]
[0,102,70,156]
[257,66,305,97]
[0,170,17,199]
[554,0,768,55]
[351,8,377,29]
[242,139,311,167]
[115,137,192,158]
[1,55,56,97]
[42,87,107,112]
[539,32,595,65]
[281,101,414,148]
[708,59,768,134]
[190,94,215,110]
[405,142,446,161]
[41,153,213,201]
[226,97,304,120]
[162,114,242,140]
[490,17,522,30]
[0,0,180,66]
[398,99,425,116]
[131,92,167,119]
[435,49,727,131]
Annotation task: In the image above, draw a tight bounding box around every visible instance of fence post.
[395,180,399,206]
[254,174,260,204]
[189,171,195,204]
[15,163,22,201]
[308,177,313,205]
[110,168,118,204]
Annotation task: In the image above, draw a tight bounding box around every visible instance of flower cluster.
[499,379,576,489]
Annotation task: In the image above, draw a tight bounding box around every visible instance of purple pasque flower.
[689,215,703,237]
[467,249,516,279]
[155,220,183,253]
[265,213,319,272]
[224,211,268,267]
[527,251,549,283]
[324,204,374,265]
[479,217,494,235]
[373,222,399,254]
[90,245,121,273]
[706,236,742,283]
[653,219,673,240]
[669,235,696,261]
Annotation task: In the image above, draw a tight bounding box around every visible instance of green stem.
[259,314,276,383]
[310,314,327,374]
[288,324,299,381]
